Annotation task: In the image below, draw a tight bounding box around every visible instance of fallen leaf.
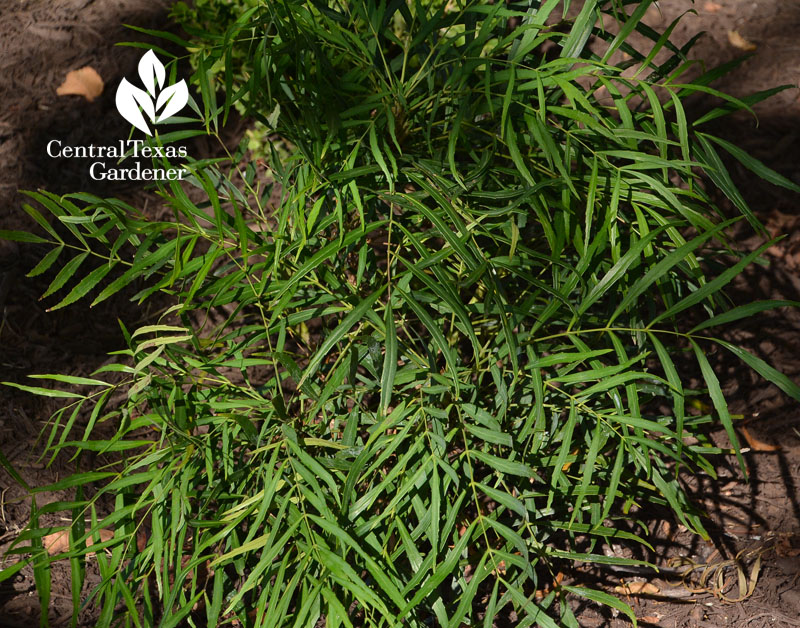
[775,535,800,557]
[640,616,661,625]
[533,572,565,600]
[491,560,507,576]
[56,66,104,102]
[704,1,723,11]
[615,581,660,595]
[562,448,580,472]
[43,527,114,555]
[740,426,780,451]
[728,30,757,52]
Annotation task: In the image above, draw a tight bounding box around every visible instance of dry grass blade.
[671,547,765,602]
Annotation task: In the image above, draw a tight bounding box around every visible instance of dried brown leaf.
[740,426,780,451]
[615,581,660,595]
[56,66,104,102]
[728,30,757,52]
[43,527,114,556]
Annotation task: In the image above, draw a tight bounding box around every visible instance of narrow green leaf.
[717,339,800,401]
[0,229,48,243]
[299,287,386,388]
[380,303,397,414]
[48,262,117,311]
[27,246,64,278]
[562,585,637,625]
[691,339,745,475]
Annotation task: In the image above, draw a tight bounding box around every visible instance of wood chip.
[56,66,104,102]
[704,2,723,12]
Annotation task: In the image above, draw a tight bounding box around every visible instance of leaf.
[652,240,774,325]
[2,382,84,399]
[691,340,746,476]
[740,426,780,452]
[40,251,89,300]
[43,528,114,556]
[27,246,64,278]
[396,288,460,393]
[716,339,800,401]
[47,262,117,311]
[614,582,660,595]
[702,134,800,194]
[563,585,637,625]
[0,229,48,244]
[56,66,104,102]
[690,300,800,333]
[0,449,29,491]
[579,226,668,316]
[728,30,757,51]
[298,287,386,388]
[560,1,599,59]
[379,303,397,415]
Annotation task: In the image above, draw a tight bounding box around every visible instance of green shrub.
[3,1,800,626]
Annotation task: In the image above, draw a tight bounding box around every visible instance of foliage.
[3,1,800,626]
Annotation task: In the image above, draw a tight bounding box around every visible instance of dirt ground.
[1,1,799,627]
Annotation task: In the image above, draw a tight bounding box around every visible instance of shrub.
[3,1,800,626]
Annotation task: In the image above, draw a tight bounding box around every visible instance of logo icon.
[116,50,189,136]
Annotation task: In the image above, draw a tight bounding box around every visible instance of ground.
[0,1,799,626]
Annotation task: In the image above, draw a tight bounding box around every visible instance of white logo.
[115,50,189,136]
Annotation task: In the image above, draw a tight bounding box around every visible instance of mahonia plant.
[2,1,800,626]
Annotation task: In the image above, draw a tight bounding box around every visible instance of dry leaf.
[740,426,780,451]
[640,617,661,625]
[56,66,104,102]
[615,581,660,595]
[42,530,71,555]
[533,572,565,600]
[43,527,114,555]
[562,448,580,472]
[775,535,800,557]
[704,1,723,12]
[728,30,757,52]
[491,560,507,576]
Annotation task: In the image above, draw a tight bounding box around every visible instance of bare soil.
[1,1,799,627]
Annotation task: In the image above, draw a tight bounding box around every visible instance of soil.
[1,1,799,627]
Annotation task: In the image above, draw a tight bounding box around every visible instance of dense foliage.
[3,1,800,626]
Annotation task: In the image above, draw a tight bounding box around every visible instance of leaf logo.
[115,50,188,136]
